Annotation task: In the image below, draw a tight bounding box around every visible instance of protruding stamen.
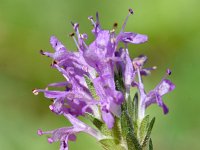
[110,23,117,44]
[96,12,101,28]
[113,22,118,29]
[54,64,69,81]
[132,55,148,69]
[152,66,157,70]
[159,69,172,84]
[37,129,43,136]
[71,21,74,26]
[80,33,89,49]
[137,68,144,92]
[69,32,75,37]
[40,50,45,55]
[166,68,171,75]
[129,8,134,15]
[49,105,54,111]
[80,33,88,40]
[32,89,39,95]
[72,36,80,50]
[53,60,58,65]
[88,16,96,26]
[71,22,80,35]
[120,8,134,33]
[110,31,116,44]
[110,29,115,34]
[48,138,54,144]
[69,32,80,50]
[50,60,58,67]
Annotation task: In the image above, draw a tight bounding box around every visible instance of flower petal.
[117,32,148,44]
[101,109,115,129]
[157,79,175,96]
[50,36,67,51]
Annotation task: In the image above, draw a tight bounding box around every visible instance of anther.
[71,22,79,32]
[50,60,58,67]
[80,33,88,39]
[96,12,100,26]
[32,89,39,95]
[37,129,43,136]
[113,22,118,29]
[152,66,157,70]
[53,60,58,65]
[40,49,44,55]
[120,8,134,33]
[71,21,74,26]
[48,138,54,144]
[166,69,171,75]
[49,105,54,111]
[88,16,93,20]
[129,8,134,15]
[88,16,96,26]
[110,29,115,33]
[69,32,75,37]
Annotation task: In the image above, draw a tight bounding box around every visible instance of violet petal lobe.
[117,32,148,44]
[101,109,115,129]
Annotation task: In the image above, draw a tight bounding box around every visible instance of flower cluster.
[34,9,175,150]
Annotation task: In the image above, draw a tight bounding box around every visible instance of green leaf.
[99,138,126,150]
[139,115,150,144]
[111,117,122,144]
[133,120,138,137]
[132,93,138,121]
[126,131,142,150]
[115,78,123,91]
[84,75,99,100]
[87,113,123,145]
[149,138,153,150]
[127,95,133,119]
[86,113,112,136]
[142,117,155,148]
[121,108,142,150]
[121,109,133,138]
[131,93,139,136]
[114,72,125,92]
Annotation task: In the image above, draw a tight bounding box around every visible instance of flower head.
[34,9,175,150]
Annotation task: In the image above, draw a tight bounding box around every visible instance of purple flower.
[34,9,175,150]
[136,68,175,120]
[37,114,104,150]
[36,8,147,126]
[145,79,175,114]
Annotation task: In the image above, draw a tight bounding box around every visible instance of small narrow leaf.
[133,93,138,121]
[126,131,142,150]
[131,93,139,136]
[86,113,112,136]
[142,117,155,147]
[121,107,142,150]
[99,138,126,150]
[84,75,99,100]
[149,138,153,150]
[115,79,123,91]
[139,115,149,144]
[127,95,133,119]
[111,117,122,144]
[121,108,133,138]
[133,120,138,137]
[114,72,125,92]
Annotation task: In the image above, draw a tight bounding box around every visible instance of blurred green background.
[0,0,199,149]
